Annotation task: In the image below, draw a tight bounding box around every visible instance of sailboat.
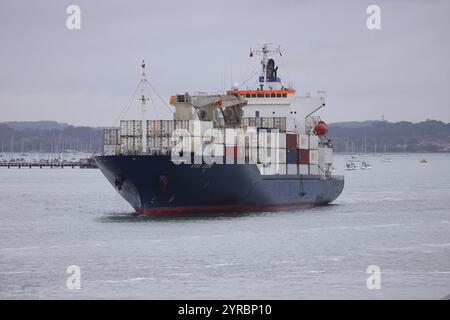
[381,143,392,162]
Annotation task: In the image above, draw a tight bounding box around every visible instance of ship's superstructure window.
[252,94,256,98]
[255,111,260,117]
[277,93,282,98]
[257,93,264,98]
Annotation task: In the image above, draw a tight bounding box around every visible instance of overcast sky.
[1,0,449,126]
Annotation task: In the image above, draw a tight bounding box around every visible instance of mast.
[249,43,281,90]
[140,60,149,153]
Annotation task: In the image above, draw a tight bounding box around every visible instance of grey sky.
[1,0,449,126]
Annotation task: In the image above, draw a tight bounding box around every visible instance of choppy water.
[0,153,449,299]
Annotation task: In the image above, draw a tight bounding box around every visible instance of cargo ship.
[94,44,344,215]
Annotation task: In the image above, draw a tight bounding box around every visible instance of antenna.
[249,43,282,90]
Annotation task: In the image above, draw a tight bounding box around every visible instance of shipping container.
[309,134,319,150]
[120,120,142,137]
[225,128,237,145]
[236,129,258,149]
[309,164,319,175]
[189,120,213,137]
[297,134,308,149]
[257,128,279,148]
[203,143,225,158]
[298,149,309,165]
[277,132,286,149]
[273,117,287,132]
[103,128,120,145]
[299,164,309,175]
[174,120,190,130]
[287,164,298,175]
[147,120,175,137]
[203,128,225,144]
[277,148,287,164]
[275,163,287,175]
[248,147,259,164]
[258,147,278,164]
[225,145,253,164]
[286,133,297,150]
[120,136,142,154]
[309,149,319,165]
[225,145,237,163]
[103,144,120,156]
[286,149,297,164]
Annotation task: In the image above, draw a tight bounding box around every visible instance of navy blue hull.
[94,155,344,215]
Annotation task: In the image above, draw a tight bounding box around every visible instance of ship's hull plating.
[94,155,344,216]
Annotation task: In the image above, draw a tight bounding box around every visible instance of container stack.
[146,120,176,153]
[241,117,286,132]
[120,120,143,154]
[103,128,120,155]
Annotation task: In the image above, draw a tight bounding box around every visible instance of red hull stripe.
[134,203,315,216]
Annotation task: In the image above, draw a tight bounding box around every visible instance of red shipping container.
[286,133,297,150]
[225,146,247,163]
[297,149,309,164]
[225,146,237,158]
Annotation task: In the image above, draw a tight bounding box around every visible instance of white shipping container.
[261,117,274,128]
[275,163,287,175]
[277,148,287,164]
[258,130,278,148]
[225,128,237,145]
[189,120,213,137]
[309,149,319,164]
[147,120,175,137]
[237,130,258,148]
[103,128,120,145]
[203,128,224,144]
[309,164,319,175]
[277,132,286,149]
[120,120,142,136]
[246,147,258,164]
[297,134,309,149]
[287,164,298,175]
[258,147,277,164]
[103,144,119,155]
[299,164,309,175]
[203,143,225,158]
[174,120,190,130]
[309,135,319,150]
[273,117,287,132]
[263,163,277,175]
[120,136,142,154]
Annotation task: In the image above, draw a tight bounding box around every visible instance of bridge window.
[282,93,287,97]
[251,94,256,98]
[246,94,251,98]
[265,94,270,98]
[277,93,282,98]
[271,93,276,98]
[257,93,264,98]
